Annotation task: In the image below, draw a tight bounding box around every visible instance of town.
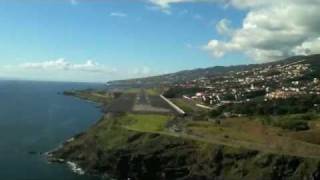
[170,59,320,108]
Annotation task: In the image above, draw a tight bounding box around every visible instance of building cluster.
[175,60,320,106]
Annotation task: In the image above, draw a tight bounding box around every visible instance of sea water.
[0,80,103,180]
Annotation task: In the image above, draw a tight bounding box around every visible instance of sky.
[0,0,319,82]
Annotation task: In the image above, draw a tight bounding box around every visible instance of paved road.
[133,90,172,114]
[135,89,150,105]
[105,93,135,113]
[105,89,173,114]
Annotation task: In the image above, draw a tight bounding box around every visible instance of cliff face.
[50,115,320,180]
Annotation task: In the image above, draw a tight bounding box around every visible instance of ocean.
[0,80,104,180]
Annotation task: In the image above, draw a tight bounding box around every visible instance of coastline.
[48,90,320,180]
[46,91,107,177]
[46,133,91,176]
[67,161,85,175]
[47,113,320,180]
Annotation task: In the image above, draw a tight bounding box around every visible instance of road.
[105,89,173,114]
[105,93,135,113]
[133,89,172,113]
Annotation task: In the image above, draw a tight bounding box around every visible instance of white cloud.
[148,0,215,14]
[149,0,187,9]
[110,12,128,18]
[216,18,233,36]
[149,0,320,62]
[19,59,114,73]
[0,59,161,82]
[146,5,172,15]
[205,0,320,62]
[149,0,214,9]
[205,39,232,58]
[293,38,320,55]
[0,59,115,82]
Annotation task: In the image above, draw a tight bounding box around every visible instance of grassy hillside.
[50,113,320,180]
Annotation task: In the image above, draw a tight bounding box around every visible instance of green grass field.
[94,111,320,158]
[145,88,162,96]
[185,116,320,158]
[88,113,172,150]
[124,88,141,94]
[171,98,196,113]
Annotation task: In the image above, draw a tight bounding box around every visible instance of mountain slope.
[108,54,320,87]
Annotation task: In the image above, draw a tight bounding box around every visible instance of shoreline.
[47,92,107,177]
[67,161,85,175]
[48,90,320,180]
[46,138,88,176]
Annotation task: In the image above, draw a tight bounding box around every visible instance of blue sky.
[0,0,319,82]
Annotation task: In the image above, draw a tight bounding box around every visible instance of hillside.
[50,113,320,180]
[108,54,320,88]
[48,54,320,180]
[49,84,320,180]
